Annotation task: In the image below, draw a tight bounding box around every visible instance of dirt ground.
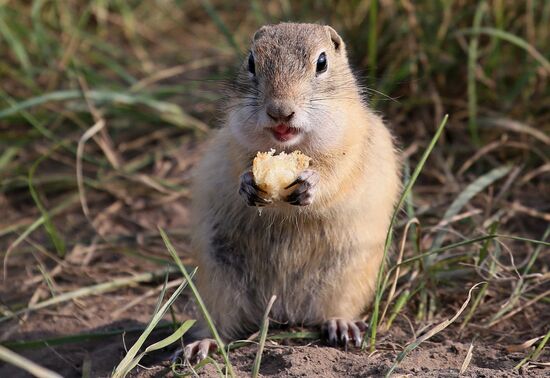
[189,341,546,378]
[1,255,548,378]
[1,139,549,377]
[1,1,549,376]
[1,310,548,377]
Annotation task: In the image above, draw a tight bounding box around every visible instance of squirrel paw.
[284,169,319,206]
[322,318,368,350]
[239,171,272,207]
[175,338,217,364]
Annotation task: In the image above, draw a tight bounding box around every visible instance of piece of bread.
[252,149,311,200]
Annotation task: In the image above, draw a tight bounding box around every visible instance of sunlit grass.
[0,0,548,376]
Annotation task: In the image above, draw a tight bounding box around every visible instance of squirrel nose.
[266,101,295,123]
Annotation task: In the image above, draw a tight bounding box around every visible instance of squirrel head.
[226,23,362,155]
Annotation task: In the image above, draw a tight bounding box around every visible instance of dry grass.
[0,0,548,376]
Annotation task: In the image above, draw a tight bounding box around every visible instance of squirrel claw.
[284,169,319,206]
[322,318,367,350]
[323,319,338,346]
[180,338,218,364]
[239,171,272,207]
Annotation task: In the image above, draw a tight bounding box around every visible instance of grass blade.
[0,345,62,378]
[0,89,209,132]
[0,9,31,74]
[199,0,241,55]
[467,1,486,145]
[521,225,550,276]
[507,336,544,353]
[0,146,19,172]
[115,319,196,377]
[379,218,419,326]
[388,233,549,273]
[252,295,277,378]
[458,27,550,72]
[487,226,549,325]
[2,193,78,280]
[515,330,550,369]
[76,119,106,220]
[2,323,179,351]
[460,342,474,375]
[368,0,378,76]
[367,114,449,351]
[159,227,236,378]
[430,165,513,252]
[28,153,66,257]
[0,268,178,323]
[385,282,485,377]
[460,223,499,332]
[112,276,193,378]
[142,320,195,354]
[487,289,550,328]
[383,289,411,331]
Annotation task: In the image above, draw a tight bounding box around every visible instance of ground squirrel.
[185,22,400,360]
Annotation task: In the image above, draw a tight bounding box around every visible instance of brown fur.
[190,23,400,340]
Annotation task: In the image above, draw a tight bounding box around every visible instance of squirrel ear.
[253,26,270,42]
[325,26,344,52]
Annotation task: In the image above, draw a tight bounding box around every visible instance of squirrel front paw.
[284,169,319,206]
[239,171,272,207]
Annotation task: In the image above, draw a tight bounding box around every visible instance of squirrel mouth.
[270,124,300,142]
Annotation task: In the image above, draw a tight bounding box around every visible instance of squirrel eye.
[316,52,327,74]
[248,53,255,75]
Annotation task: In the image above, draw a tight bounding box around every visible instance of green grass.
[0,0,548,376]
[367,114,448,351]
[385,282,486,377]
[160,227,236,377]
[251,294,277,378]
[112,274,196,378]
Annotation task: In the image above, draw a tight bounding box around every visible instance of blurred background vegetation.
[0,0,548,374]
